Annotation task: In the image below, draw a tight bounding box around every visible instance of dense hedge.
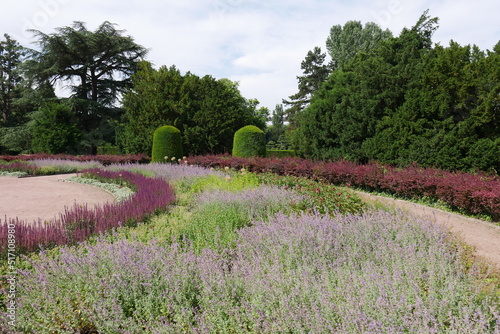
[186,155,500,220]
[232,125,266,158]
[151,125,183,163]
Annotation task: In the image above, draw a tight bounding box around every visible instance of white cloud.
[1,0,498,110]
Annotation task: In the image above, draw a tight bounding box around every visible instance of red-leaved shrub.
[186,155,500,220]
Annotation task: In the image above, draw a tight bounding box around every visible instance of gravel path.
[355,191,500,272]
[0,174,115,224]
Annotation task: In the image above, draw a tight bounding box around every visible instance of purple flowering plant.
[3,211,499,333]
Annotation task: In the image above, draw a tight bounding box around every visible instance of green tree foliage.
[27,21,148,153]
[292,11,500,171]
[0,35,58,154]
[326,20,392,70]
[31,102,81,154]
[283,47,331,121]
[232,125,266,158]
[266,104,290,149]
[120,61,264,156]
[151,125,183,163]
[0,34,26,126]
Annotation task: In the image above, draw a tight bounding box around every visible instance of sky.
[1,0,499,111]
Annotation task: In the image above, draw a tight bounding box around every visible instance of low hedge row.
[185,154,500,220]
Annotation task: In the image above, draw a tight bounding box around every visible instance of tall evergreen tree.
[0,34,26,126]
[283,47,331,122]
[292,12,439,162]
[266,104,289,148]
[326,20,392,70]
[27,21,148,152]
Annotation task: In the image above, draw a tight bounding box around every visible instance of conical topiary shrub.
[232,125,266,158]
[151,125,183,163]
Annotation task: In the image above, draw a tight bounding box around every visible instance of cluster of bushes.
[290,14,500,172]
[0,169,175,256]
[185,155,500,220]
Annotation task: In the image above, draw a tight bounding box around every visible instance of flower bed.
[186,155,500,220]
[0,169,175,256]
[7,211,499,333]
[0,153,150,165]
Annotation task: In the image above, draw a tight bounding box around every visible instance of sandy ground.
[0,174,115,223]
[355,191,500,272]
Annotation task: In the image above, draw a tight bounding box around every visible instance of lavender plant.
[28,159,103,173]
[5,211,498,333]
[107,162,224,181]
[179,186,304,251]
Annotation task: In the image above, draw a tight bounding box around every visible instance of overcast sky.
[1,0,499,111]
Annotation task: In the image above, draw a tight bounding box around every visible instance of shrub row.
[0,169,175,256]
[0,153,150,165]
[186,155,500,220]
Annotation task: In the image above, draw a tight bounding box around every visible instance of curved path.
[0,174,115,224]
[355,191,500,272]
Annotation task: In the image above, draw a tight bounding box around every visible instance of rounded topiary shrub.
[151,125,183,163]
[232,125,266,158]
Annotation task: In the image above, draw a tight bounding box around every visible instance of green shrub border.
[266,149,296,158]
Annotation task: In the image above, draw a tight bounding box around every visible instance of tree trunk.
[91,68,98,102]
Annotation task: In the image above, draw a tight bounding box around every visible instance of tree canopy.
[119,61,266,156]
[24,21,148,153]
[283,47,331,120]
[291,11,500,171]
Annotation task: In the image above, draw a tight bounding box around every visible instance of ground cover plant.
[1,158,499,332]
[67,175,134,202]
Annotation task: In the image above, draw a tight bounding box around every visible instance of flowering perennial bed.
[0,169,175,256]
[186,155,500,220]
[0,153,150,166]
[7,211,499,333]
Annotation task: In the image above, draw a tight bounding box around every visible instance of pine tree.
[283,47,331,122]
